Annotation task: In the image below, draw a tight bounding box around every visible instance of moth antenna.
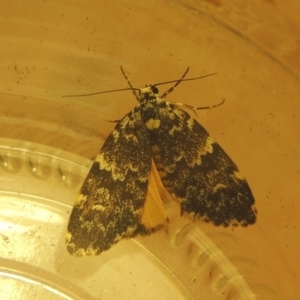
[62,86,140,98]
[159,70,217,99]
[120,66,140,101]
[160,67,190,98]
[62,68,216,99]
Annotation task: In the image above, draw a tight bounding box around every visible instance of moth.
[66,67,257,256]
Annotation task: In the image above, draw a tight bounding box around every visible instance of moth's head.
[139,85,159,102]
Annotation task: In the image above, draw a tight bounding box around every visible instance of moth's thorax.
[138,85,165,131]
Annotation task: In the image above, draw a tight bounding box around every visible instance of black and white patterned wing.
[66,107,154,256]
[153,102,257,227]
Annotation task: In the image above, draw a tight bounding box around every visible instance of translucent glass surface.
[1,1,300,299]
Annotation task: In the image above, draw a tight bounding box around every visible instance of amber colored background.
[1,1,300,299]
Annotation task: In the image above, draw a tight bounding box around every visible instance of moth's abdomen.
[150,144,174,194]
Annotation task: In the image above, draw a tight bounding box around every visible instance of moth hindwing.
[66,67,257,256]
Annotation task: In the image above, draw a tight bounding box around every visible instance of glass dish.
[1,1,300,299]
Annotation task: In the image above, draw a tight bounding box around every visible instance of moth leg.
[171,98,225,118]
[98,113,120,123]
